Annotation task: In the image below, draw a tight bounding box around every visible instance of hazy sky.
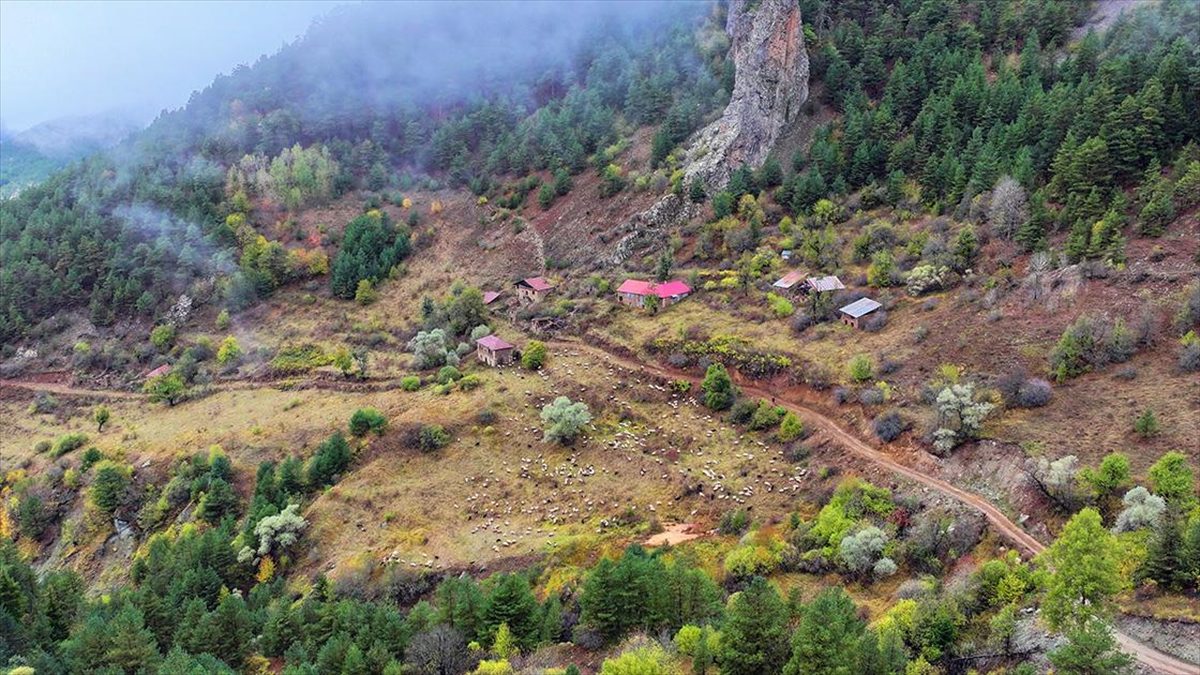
[0,0,343,132]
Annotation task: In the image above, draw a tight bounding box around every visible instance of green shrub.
[436,365,462,384]
[355,279,378,305]
[847,354,874,383]
[400,375,421,391]
[90,460,131,514]
[349,408,388,437]
[419,424,451,452]
[701,363,736,410]
[728,398,758,426]
[306,433,351,488]
[81,446,104,472]
[522,340,547,370]
[1133,409,1159,438]
[766,293,795,318]
[458,374,482,390]
[778,412,805,442]
[749,401,785,430]
[540,397,592,444]
[150,324,176,350]
[217,335,242,365]
[51,432,89,458]
[718,508,751,535]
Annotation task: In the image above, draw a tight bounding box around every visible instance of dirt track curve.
[549,339,1199,675]
[4,351,1196,673]
[0,379,142,399]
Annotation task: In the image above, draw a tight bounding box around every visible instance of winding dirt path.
[0,379,142,400]
[550,339,1199,675]
[4,347,1195,672]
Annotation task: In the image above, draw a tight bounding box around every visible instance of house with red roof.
[772,269,806,296]
[475,334,515,367]
[482,290,502,306]
[144,364,172,380]
[616,279,692,309]
[514,276,553,304]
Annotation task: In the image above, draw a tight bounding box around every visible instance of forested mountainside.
[0,0,724,341]
[2,1,1200,674]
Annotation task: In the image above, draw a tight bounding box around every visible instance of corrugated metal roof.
[482,291,501,304]
[773,269,805,289]
[839,297,882,318]
[807,275,845,292]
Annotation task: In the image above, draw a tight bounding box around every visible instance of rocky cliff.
[602,0,809,266]
[684,0,809,188]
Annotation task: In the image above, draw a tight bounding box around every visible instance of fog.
[1,1,709,136]
[0,0,341,132]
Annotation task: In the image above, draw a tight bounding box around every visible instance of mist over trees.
[0,0,723,341]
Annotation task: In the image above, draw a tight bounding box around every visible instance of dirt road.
[552,340,1199,675]
[0,379,142,400]
[4,348,1195,672]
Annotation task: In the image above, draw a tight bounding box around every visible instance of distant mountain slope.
[0,1,726,341]
[0,113,142,197]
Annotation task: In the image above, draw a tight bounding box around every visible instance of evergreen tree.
[720,577,790,675]
[1139,510,1188,591]
[483,574,540,649]
[105,605,161,673]
[1048,618,1133,675]
[783,587,865,675]
[701,363,736,411]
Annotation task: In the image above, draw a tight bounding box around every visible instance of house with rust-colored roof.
[482,290,502,306]
[616,279,692,309]
[515,276,553,303]
[144,364,172,380]
[476,334,515,367]
[772,269,806,295]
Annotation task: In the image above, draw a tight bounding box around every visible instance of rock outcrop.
[684,0,809,189]
[599,0,810,266]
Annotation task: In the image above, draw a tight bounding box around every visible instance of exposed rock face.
[599,193,701,267]
[601,0,809,267]
[684,0,809,189]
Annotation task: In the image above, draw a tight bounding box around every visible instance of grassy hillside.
[2,0,1199,674]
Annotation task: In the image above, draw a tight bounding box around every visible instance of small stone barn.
[476,335,515,366]
[839,297,882,329]
[515,277,553,303]
[482,290,502,306]
[616,279,692,309]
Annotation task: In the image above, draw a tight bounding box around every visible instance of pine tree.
[783,587,865,675]
[701,364,736,411]
[1139,510,1187,591]
[1048,618,1133,675]
[720,577,790,675]
[483,574,539,649]
[105,605,161,673]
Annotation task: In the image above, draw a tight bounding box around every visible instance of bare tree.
[405,625,475,675]
[988,176,1028,240]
